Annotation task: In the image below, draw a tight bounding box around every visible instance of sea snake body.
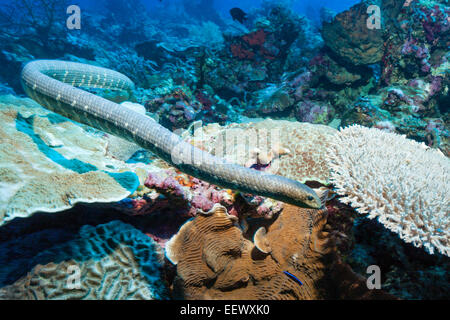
[21,60,321,209]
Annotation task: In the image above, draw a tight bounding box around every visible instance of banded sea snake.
[21,60,321,209]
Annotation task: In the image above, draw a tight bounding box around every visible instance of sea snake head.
[292,187,322,209]
[276,179,323,209]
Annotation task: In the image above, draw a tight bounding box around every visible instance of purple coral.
[420,4,450,44]
[145,173,186,198]
[429,76,443,97]
[295,100,330,123]
[190,195,214,213]
[289,71,312,88]
[401,38,432,74]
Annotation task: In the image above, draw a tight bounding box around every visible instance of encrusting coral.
[0,220,168,300]
[165,203,395,300]
[327,125,449,257]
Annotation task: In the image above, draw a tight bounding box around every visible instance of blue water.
[59,0,360,18]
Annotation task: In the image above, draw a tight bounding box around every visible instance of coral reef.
[166,204,331,299]
[124,159,282,224]
[0,0,448,301]
[198,3,314,106]
[254,84,293,114]
[348,216,450,300]
[145,85,230,130]
[327,125,449,257]
[0,0,69,45]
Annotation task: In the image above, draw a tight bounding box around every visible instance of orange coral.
[174,175,195,188]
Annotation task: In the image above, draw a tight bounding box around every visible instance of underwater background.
[0,0,448,300]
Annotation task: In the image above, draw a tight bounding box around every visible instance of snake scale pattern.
[21,60,321,208]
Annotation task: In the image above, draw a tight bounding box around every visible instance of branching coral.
[327,125,450,257]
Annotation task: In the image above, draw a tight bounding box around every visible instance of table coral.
[183,119,337,184]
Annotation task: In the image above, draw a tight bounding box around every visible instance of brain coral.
[166,203,395,299]
[327,125,450,257]
[166,204,333,299]
[183,119,337,184]
[0,220,168,300]
[0,95,149,226]
[321,1,384,65]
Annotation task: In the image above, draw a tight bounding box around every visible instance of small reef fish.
[230,7,248,24]
[283,271,303,286]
